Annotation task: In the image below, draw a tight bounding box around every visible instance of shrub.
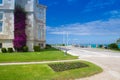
[8,48,14,53]
[108,43,119,50]
[45,44,52,49]
[34,46,40,52]
[98,45,103,48]
[1,48,7,53]
[62,44,65,46]
[23,46,28,52]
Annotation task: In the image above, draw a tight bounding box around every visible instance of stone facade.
[0,0,14,48]
[0,0,46,51]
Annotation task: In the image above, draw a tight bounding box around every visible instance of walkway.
[60,46,120,80]
[0,59,79,66]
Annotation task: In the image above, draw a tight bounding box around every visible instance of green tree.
[116,38,120,44]
[108,43,119,50]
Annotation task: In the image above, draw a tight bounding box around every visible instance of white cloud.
[47,18,120,36]
[109,10,120,18]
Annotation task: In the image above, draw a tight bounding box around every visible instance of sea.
[79,44,120,49]
[118,44,120,48]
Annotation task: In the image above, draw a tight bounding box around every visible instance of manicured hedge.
[33,46,40,52]
[48,62,89,72]
[45,44,52,49]
[1,48,7,53]
[8,48,14,53]
[23,46,28,52]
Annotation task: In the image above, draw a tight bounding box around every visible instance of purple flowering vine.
[13,5,27,51]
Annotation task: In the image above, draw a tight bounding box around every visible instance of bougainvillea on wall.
[13,5,27,51]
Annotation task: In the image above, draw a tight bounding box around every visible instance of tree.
[13,5,27,51]
[108,43,119,50]
[116,38,120,44]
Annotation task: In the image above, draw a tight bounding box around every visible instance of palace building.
[0,0,46,51]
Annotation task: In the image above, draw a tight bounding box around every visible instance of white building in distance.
[0,0,47,51]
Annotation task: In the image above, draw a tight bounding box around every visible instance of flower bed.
[48,62,89,72]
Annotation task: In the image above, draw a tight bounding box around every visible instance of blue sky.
[39,0,120,44]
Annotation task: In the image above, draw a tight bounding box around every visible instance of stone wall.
[26,13,34,51]
[0,0,14,48]
[15,0,35,51]
[33,3,47,48]
[0,11,14,39]
[0,0,15,10]
[0,11,14,48]
[16,0,34,12]
[0,0,46,50]
[1,40,13,48]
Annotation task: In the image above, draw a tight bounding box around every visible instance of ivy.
[13,5,27,51]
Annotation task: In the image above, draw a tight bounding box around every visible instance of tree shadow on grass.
[41,47,60,52]
[41,47,71,53]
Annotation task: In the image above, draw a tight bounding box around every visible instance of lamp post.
[64,32,69,55]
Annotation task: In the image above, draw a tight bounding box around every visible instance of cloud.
[47,18,120,36]
[103,10,120,19]
[109,10,120,18]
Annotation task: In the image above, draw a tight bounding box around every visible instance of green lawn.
[0,61,103,80]
[0,48,78,63]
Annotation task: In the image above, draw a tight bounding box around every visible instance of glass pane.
[0,21,3,32]
[38,26,41,39]
[0,0,2,4]
[0,13,3,20]
[0,43,2,48]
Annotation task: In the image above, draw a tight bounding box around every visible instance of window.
[39,43,43,48]
[0,12,3,32]
[37,8,44,20]
[0,0,3,5]
[0,43,2,48]
[38,26,41,40]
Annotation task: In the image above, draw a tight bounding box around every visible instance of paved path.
[0,59,79,66]
[60,46,120,80]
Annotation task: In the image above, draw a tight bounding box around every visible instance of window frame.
[0,0,3,6]
[38,25,41,40]
[38,8,44,20]
[0,43,2,48]
[0,12,4,33]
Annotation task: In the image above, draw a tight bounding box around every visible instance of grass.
[0,48,78,63]
[0,61,103,80]
[109,49,120,52]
